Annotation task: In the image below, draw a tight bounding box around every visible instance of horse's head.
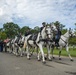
[44,25,53,40]
[69,28,74,37]
[18,35,25,45]
[63,28,74,39]
[50,23,57,32]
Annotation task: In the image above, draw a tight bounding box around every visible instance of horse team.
[5,23,73,64]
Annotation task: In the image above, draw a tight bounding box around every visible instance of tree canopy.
[3,22,20,38]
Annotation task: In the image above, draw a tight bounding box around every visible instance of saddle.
[29,34,38,41]
[27,34,38,47]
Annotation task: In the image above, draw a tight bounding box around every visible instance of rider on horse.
[40,22,46,33]
[40,22,46,39]
[55,25,62,47]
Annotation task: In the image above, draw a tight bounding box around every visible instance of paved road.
[0,52,76,75]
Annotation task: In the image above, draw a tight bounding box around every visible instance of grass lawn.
[43,47,76,57]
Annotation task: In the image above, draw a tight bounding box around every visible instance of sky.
[0,0,76,29]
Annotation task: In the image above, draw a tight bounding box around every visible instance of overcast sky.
[0,0,76,29]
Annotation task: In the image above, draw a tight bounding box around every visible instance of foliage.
[69,37,76,45]
[33,26,40,33]
[61,29,67,34]
[0,32,7,40]
[0,28,3,32]
[53,21,65,30]
[3,22,20,38]
[34,26,40,31]
[20,26,30,34]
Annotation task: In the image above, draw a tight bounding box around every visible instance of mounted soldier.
[40,22,46,39]
[40,22,46,33]
[55,25,62,47]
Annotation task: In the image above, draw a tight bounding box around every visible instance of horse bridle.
[45,26,53,40]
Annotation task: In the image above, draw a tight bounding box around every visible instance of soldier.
[55,25,62,47]
[40,22,46,33]
[39,22,46,39]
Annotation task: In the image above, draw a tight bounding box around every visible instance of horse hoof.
[16,54,19,57]
[70,59,74,61]
[28,58,30,60]
[59,58,61,60]
[38,59,41,61]
[53,57,55,59]
[29,54,32,57]
[25,54,27,56]
[48,59,52,61]
[20,55,23,57]
[42,61,46,64]
[27,58,30,60]
[45,57,47,60]
[49,59,52,61]
[30,53,33,56]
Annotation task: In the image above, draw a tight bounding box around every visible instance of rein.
[60,37,67,44]
[63,35,69,39]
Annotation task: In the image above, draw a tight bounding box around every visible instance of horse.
[51,28,73,61]
[17,35,27,56]
[6,36,18,55]
[25,24,57,63]
[9,35,24,56]
[45,23,57,60]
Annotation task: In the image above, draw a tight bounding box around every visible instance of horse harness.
[60,35,68,44]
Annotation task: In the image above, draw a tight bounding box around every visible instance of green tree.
[34,26,40,31]
[0,32,7,40]
[20,26,31,34]
[61,29,67,35]
[33,26,40,33]
[0,28,3,32]
[53,21,65,30]
[3,22,20,38]
[69,37,76,45]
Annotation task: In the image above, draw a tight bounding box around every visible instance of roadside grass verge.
[43,47,76,57]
